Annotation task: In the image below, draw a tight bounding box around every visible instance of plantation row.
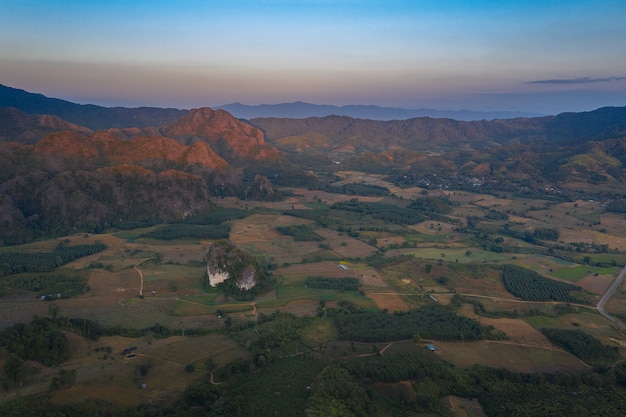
[306,276,360,291]
[331,200,426,225]
[323,182,390,196]
[332,304,505,343]
[0,242,106,276]
[2,273,88,298]
[275,224,324,241]
[541,328,620,363]
[502,264,589,304]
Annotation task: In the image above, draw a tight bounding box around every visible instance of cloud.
[526,76,626,84]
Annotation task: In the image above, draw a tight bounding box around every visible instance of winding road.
[596,267,626,330]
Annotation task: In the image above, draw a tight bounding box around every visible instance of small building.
[428,344,436,352]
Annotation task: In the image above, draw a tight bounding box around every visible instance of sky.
[1,0,626,114]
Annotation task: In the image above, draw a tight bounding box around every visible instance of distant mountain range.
[217,101,543,121]
[0,83,541,126]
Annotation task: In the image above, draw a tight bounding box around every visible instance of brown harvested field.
[229,214,327,264]
[601,212,626,234]
[604,286,626,318]
[365,291,409,312]
[88,268,140,297]
[481,319,554,348]
[274,261,354,280]
[357,269,387,288]
[229,213,289,243]
[507,214,532,224]
[45,333,247,407]
[436,341,589,372]
[578,273,614,294]
[154,243,210,264]
[459,304,554,347]
[315,228,377,258]
[450,266,512,298]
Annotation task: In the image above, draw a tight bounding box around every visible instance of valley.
[2,85,626,415]
[2,180,626,415]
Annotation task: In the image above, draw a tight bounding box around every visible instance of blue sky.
[1,0,625,113]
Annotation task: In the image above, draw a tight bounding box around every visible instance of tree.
[48,303,60,320]
[205,357,216,373]
[4,354,26,385]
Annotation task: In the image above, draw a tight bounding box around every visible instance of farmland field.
[436,341,590,372]
[2,178,626,413]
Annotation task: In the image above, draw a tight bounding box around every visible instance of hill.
[251,106,626,154]
[0,106,287,244]
[0,84,187,129]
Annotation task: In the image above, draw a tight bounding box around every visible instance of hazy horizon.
[1,1,625,114]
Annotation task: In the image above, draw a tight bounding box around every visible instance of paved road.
[596,267,626,331]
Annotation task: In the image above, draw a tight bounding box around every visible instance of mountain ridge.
[0,84,187,129]
[1,83,542,127]
[217,101,543,121]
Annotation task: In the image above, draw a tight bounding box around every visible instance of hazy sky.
[1,0,625,114]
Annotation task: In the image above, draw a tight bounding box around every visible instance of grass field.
[436,341,589,372]
[389,247,509,264]
[549,265,617,281]
[275,286,377,310]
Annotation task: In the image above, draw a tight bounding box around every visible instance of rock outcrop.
[164,107,281,162]
[205,240,269,298]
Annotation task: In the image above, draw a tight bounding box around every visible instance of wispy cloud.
[527,76,626,84]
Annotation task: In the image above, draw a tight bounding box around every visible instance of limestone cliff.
[205,240,271,299]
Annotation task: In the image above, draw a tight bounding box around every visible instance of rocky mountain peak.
[166,107,265,144]
[164,107,280,161]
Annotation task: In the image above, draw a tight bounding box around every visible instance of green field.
[549,265,617,281]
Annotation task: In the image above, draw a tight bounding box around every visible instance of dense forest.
[306,276,360,291]
[332,304,504,342]
[0,315,69,367]
[541,328,620,363]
